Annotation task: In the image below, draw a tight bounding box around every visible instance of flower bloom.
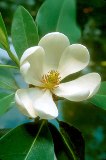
[15,32,101,119]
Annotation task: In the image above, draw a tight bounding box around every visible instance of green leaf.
[0,64,18,69]
[0,14,19,66]
[58,121,85,160]
[0,42,4,49]
[36,0,81,43]
[11,6,39,59]
[0,68,18,91]
[0,121,54,160]
[49,123,73,160]
[0,13,9,49]
[0,93,15,116]
[0,129,10,138]
[89,82,106,110]
[0,92,10,99]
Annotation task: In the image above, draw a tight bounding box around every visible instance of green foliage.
[0,121,54,160]
[0,64,18,69]
[0,120,85,160]
[0,68,18,115]
[89,82,106,110]
[11,6,39,59]
[0,68,18,91]
[36,0,81,43]
[59,121,85,160]
[0,13,19,66]
[59,99,106,160]
[0,93,14,116]
[49,123,70,160]
[0,13,9,49]
[49,121,85,160]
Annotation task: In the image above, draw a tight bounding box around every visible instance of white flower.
[15,32,101,120]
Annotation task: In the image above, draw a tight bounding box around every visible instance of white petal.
[20,46,44,65]
[20,61,42,86]
[15,88,58,119]
[34,90,58,119]
[15,88,39,118]
[38,32,70,73]
[20,46,45,85]
[58,44,90,80]
[54,73,101,101]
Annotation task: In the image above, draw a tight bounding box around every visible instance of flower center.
[41,70,61,90]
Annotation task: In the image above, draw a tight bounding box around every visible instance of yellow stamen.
[41,70,61,90]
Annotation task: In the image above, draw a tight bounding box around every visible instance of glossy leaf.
[36,0,81,43]
[0,13,9,49]
[49,121,85,160]
[89,82,106,110]
[0,14,19,66]
[0,68,18,91]
[0,93,14,116]
[0,121,54,160]
[49,123,73,160]
[11,6,39,59]
[59,121,85,160]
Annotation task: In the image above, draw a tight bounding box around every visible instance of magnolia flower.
[15,32,101,119]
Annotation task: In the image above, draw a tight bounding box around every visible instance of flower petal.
[15,88,39,118]
[34,90,58,119]
[20,46,45,86]
[58,44,90,80]
[38,32,70,73]
[54,73,101,101]
[15,88,58,119]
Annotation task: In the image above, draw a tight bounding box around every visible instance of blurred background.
[0,0,106,159]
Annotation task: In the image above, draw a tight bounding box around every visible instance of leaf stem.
[0,64,18,69]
